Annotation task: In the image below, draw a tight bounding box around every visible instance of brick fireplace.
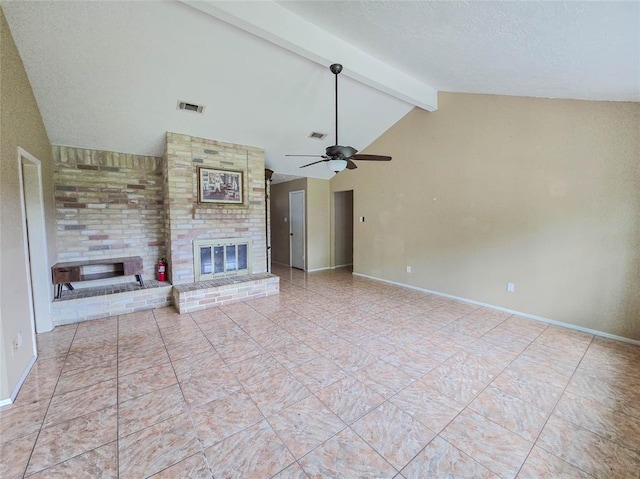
[163,132,269,283]
[50,132,278,323]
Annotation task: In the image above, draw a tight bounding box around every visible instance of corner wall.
[306,178,330,271]
[0,8,56,400]
[270,177,331,271]
[270,178,307,266]
[333,190,354,267]
[331,92,640,340]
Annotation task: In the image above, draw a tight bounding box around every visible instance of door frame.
[288,190,305,270]
[18,147,53,335]
[331,189,354,268]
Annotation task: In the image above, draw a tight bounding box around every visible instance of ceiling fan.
[286,63,392,173]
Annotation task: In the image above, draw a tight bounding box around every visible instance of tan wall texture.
[333,190,354,267]
[270,178,331,271]
[331,92,640,340]
[0,8,56,399]
[306,178,330,271]
[270,178,307,266]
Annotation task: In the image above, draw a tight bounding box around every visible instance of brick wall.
[52,146,165,281]
[164,132,267,284]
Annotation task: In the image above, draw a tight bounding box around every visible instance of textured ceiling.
[280,1,639,102]
[2,1,411,179]
[3,1,638,180]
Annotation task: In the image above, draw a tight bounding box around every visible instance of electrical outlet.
[507,282,515,293]
[11,332,23,355]
[406,266,412,273]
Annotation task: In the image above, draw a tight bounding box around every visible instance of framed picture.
[198,167,243,204]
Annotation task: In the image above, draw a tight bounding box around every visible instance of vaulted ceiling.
[4,1,638,180]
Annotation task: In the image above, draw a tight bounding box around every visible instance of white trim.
[0,355,37,407]
[332,263,353,269]
[271,260,291,268]
[289,190,305,271]
[18,147,51,336]
[307,267,332,272]
[353,272,640,346]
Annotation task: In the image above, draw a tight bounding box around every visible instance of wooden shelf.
[52,256,144,299]
[80,271,124,282]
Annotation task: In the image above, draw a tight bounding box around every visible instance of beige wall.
[333,190,353,267]
[306,178,330,271]
[270,178,331,271]
[1,8,57,400]
[270,178,306,266]
[331,92,640,340]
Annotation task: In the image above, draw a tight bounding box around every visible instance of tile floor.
[1,265,639,478]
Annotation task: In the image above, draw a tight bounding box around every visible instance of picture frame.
[197,167,244,204]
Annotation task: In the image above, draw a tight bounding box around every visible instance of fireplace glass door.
[195,239,251,281]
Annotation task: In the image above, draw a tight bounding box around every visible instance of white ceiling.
[4,1,638,180]
[280,1,640,102]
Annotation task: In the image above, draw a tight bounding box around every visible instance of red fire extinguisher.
[157,258,166,282]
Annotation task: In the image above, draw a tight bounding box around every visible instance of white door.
[289,190,305,270]
[19,148,53,335]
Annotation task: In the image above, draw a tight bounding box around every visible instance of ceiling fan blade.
[300,159,327,168]
[352,154,392,161]
[285,154,324,158]
[346,160,357,170]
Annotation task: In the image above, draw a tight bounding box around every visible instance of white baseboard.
[0,354,37,406]
[353,272,640,346]
[271,261,290,267]
[332,263,353,269]
[307,267,332,272]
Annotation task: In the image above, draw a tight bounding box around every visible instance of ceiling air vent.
[177,100,205,114]
[309,131,327,140]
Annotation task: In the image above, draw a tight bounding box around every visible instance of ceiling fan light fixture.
[286,63,392,173]
[327,159,347,172]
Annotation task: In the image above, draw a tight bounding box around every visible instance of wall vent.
[309,131,327,140]
[177,100,205,114]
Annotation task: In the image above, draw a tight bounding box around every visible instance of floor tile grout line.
[190,305,315,477]
[345,400,426,474]
[549,338,640,449]
[513,334,597,479]
[115,314,120,478]
[200,299,394,476]
[18,323,79,478]
[151,308,215,479]
[16,268,639,477]
[394,321,553,478]
[182,306,297,471]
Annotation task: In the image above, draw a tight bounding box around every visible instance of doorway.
[333,190,354,268]
[18,148,52,334]
[289,190,305,270]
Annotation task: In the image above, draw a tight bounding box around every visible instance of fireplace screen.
[194,239,250,281]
